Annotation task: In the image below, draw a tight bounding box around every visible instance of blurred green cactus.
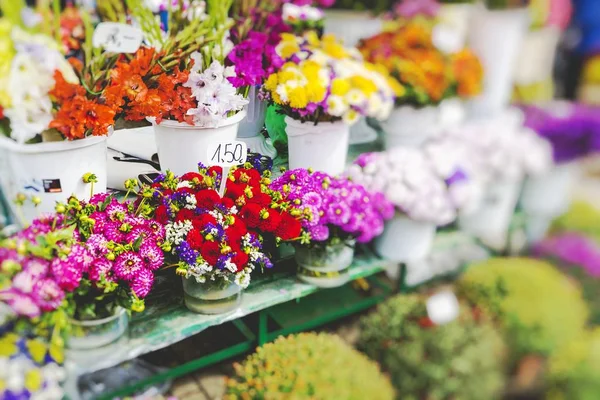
[546,328,600,400]
[357,293,506,400]
[458,258,589,366]
[225,332,395,400]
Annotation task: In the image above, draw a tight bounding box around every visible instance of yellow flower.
[300,60,321,81]
[0,333,18,357]
[27,339,48,364]
[331,78,351,96]
[342,109,360,125]
[264,73,278,92]
[272,91,283,105]
[305,31,321,47]
[350,76,378,96]
[305,81,326,103]
[388,77,406,97]
[278,42,301,59]
[25,370,43,392]
[288,87,308,109]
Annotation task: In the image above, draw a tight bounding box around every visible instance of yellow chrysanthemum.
[305,81,327,103]
[265,74,279,92]
[300,60,321,81]
[387,77,406,97]
[49,341,64,364]
[288,87,308,109]
[305,31,321,47]
[0,333,18,357]
[25,370,43,392]
[350,76,378,96]
[279,42,301,60]
[27,339,48,364]
[331,78,351,96]
[271,91,283,105]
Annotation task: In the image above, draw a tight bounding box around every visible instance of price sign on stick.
[426,291,460,326]
[93,22,143,53]
[207,141,248,197]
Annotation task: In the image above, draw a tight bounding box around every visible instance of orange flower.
[451,49,483,98]
[127,89,162,121]
[49,70,85,103]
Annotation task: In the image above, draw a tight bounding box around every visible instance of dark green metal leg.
[258,310,269,346]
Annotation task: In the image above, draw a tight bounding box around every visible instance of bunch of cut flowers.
[262,32,397,125]
[270,168,395,247]
[138,163,303,288]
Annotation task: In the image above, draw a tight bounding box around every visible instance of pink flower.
[12,271,37,294]
[86,234,109,258]
[22,258,50,279]
[139,242,164,271]
[51,258,83,292]
[33,279,65,312]
[131,268,154,298]
[3,289,41,318]
[145,220,166,240]
[106,201,129,222]
[90,193,110,205]
[103,222,126,242]
[90,211,108,234]
[125,225,154,244]
[113,251,143,281]
[89,259,114,282]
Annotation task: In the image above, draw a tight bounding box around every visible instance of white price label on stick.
[207,141,248,167]
[93,22,143,53]
[426,291,460,326]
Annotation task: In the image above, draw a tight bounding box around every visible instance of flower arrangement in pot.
[346,148,460,262]
[0,4,111,222]
[358,16,483,148]
[270,168,394,287]
[0,192,166,350]
[138,163,302,314]
[261,32,395,175]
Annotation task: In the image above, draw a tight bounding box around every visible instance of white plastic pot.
[437,4,474,51]
[466,6,529,117]
[374,214,437,262]
[520,163,578,218]
[0,135,108,223]
[324,10,383,48]
[380,106,440,149]
[237,87,267,138]
[514,27,561,86]
[150,110,246,176]
[286,117,350,175]
[459,180,522,250]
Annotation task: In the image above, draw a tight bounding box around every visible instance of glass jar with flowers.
[358,11,483,148]
[346,149,460,262]
[139,163,302,314]
[0,192,166,349]
[270,168,394,287]
[262,32,395,175]
[0,4,110,222]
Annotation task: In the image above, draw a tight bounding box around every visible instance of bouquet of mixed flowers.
[281,2,325,35]
[345,149,459,225]
[270,168,395,246]
[262,32,397,124]
[140,164,302,288]
[0,193,165,327]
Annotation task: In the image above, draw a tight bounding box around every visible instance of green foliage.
[458,258,589,366]
[551,201,600,243]
[546,328,600,400]
[265,105,289,156]
[225,332,395,400]
[485,0,531,9]
[357,293,506,400]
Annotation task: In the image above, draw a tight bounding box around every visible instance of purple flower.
[145,220,166,240]
[3,290,40,318]
[393,0,440,19]
[140,242,164,271]
[21,258,49,279]
[103,222,126,242]
[12,271,37,294]
[327,202,351,225]
[302,191,322,208]
[113,252,144,281]
[105,201,129,222]
[51,246,88,292]
[90,211,108,234]
[175,242,198,266]
[131,268,154,298]
[89,259,114,282]
[86,234,109,258]
[533,233,600,277]
[90,193,111,205]
[216,253,234,271]
[125,225,154,243]
[32,279,65,312]
[309,225,330,241]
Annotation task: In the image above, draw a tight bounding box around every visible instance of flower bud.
[55,204,66,214]
[106,253,116,261]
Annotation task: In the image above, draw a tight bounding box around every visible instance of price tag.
[207,141,248,197]
[207,141,248,167]
[93,22,143,53]
[426,291,460,326]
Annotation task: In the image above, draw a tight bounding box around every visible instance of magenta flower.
[33,279,65,312]
[22,258,50,279]
[4,290,41,318]
[89,259,114,283]
[393,0,440,19]
[90,193,110,205]
[113,252,144,281]
[86,234,109,258]
[145,220,166,240]
[139,242,164,271]
[51,258,84,292]
[533,233,600,277]
[90,211,108,234]
[310,225,330,241]
[106,201,129,222]
[103,222,126,242]
[12,271,37,294]
[131,268,154,299]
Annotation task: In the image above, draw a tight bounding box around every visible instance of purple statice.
[140,242,164,271]
[113,251,144,281]
[533,232,600,277]
[175,242,198,266]
[131,268,154,298]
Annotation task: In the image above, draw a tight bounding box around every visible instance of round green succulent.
[225,332,395,400]
[458,258,589,365]
[357,293,506,400]
[546,328,600,400]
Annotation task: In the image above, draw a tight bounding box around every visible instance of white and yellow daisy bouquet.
[261,32,398,125]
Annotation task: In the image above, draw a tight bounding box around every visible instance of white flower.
[326,95,347,117]
[184,195,197,210]
[346,89,366,107]
[166,221,193,246]
[342,109,360,125]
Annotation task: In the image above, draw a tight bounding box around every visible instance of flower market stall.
[1,0,599,399]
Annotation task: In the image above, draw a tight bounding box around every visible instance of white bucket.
[0,135,108,223]
[520,162,578,217]
[466,6,529,117]
[285,117,350,176]
[437,4,474,51]
[380,106,440,149]
[237,87,267,139]
[150,110,246,176]
[458,180,522,250]
[514,27,561,86]
[374,214,437,262]
[324,10,383,48]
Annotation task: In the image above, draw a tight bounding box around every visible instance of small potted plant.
[0,5,110,222]
[0,190,165,350]
[262,32,395,175]
[270,168,394,286]
[139,164,302,314]
[345,149,459,262]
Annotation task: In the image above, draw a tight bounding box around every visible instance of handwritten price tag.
[426,291,460,326]
[93,22,143,53]
[207,141,248,167]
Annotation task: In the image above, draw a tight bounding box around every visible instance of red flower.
[225,182,246,202]
[191,213,217,231]
[275,213,302,240]
[248,193,272,208]
[175,209,195,222]
[176,186,194,195]
[195,189,220,210]
[259,209,281,233]
[227,217,247,240]
[239,203,262,228]
[200,240,221,266]
[233,168,261,184]
[208,166,222,178]
[155,205,169,224]
[181,172,204,183]
[187,229,205,251]
[221,197,235,209]
[231,249,249,271]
